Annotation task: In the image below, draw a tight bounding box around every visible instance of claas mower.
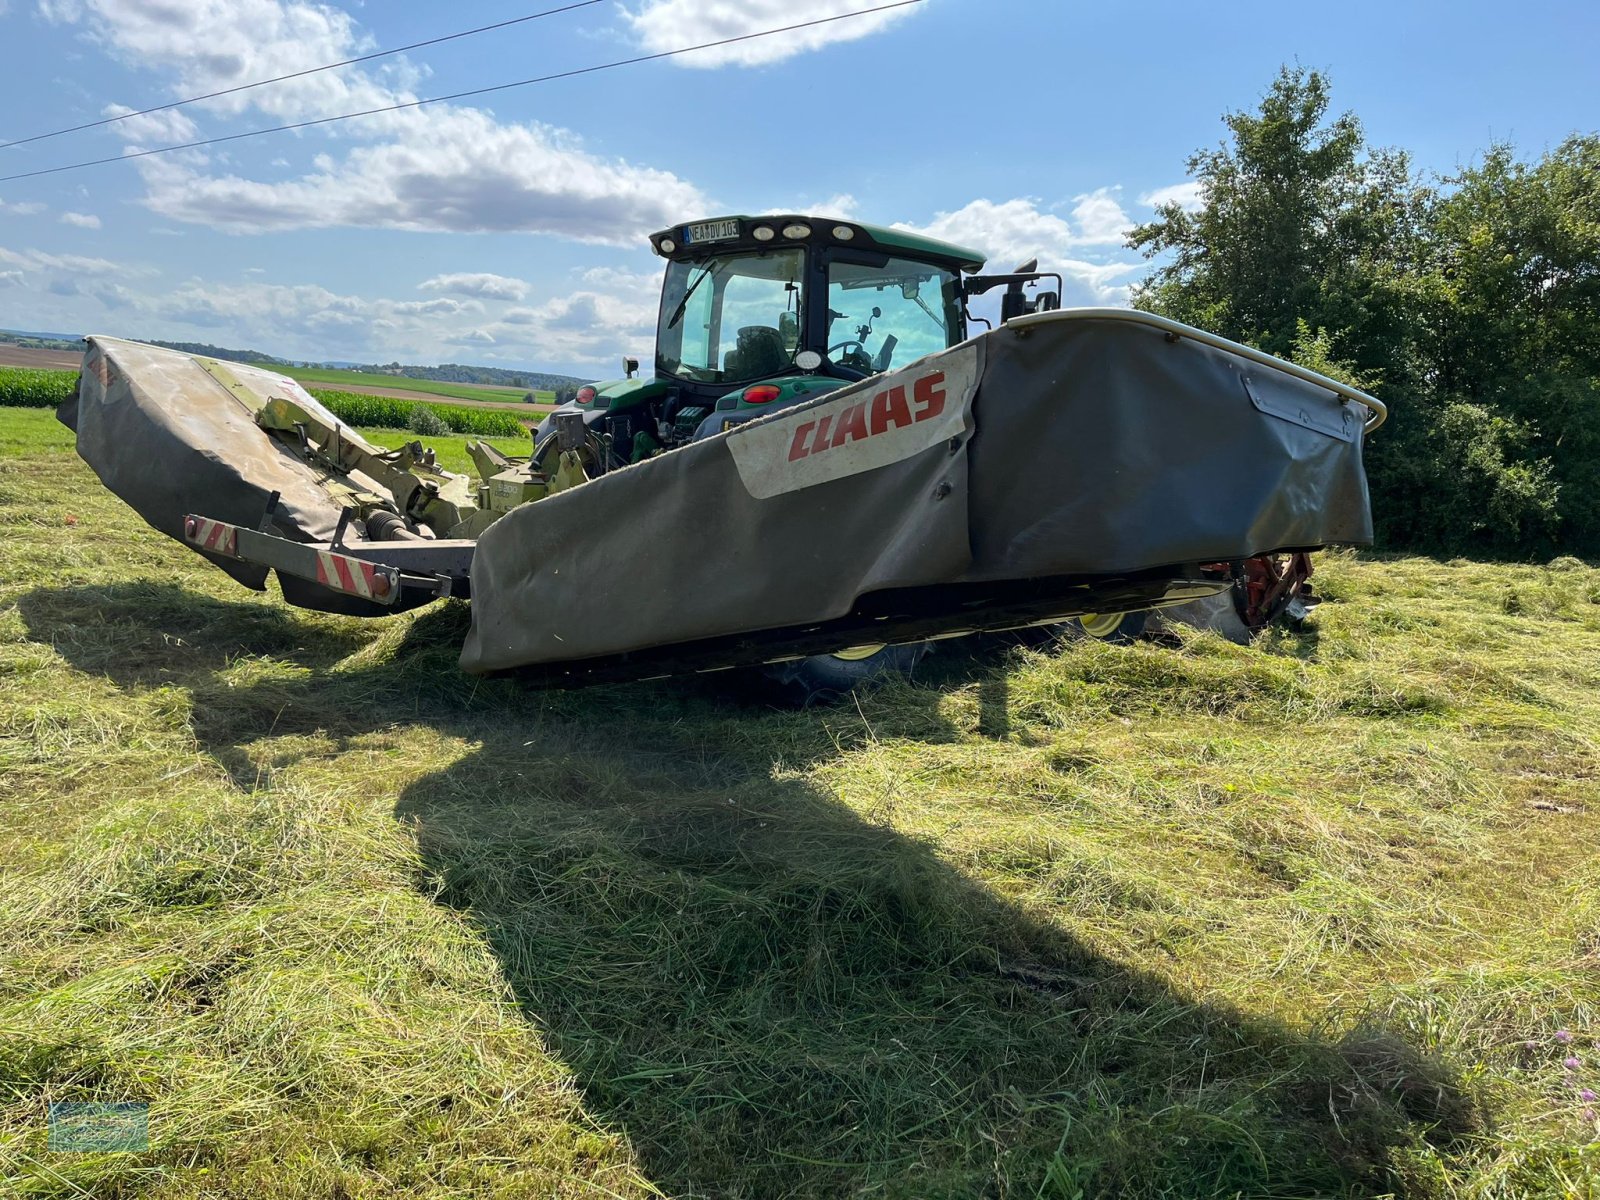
[58,213,1386,699]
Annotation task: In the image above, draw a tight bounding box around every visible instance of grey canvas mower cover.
[58,308,1384,684]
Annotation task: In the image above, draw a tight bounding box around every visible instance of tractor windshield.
[826,255,962,374]
[657,249,804,386]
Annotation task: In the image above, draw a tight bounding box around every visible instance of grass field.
[278,365,550,404]
[3,404,1600,1197]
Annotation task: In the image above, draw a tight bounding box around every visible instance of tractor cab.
[542,214,1062,464]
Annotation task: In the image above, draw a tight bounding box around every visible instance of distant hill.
[0,328,588,392]
[350,361,589,391]
[0,329,84,350]
[146,340,292,366]
[136,344,589,392]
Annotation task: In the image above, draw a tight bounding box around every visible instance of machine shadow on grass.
[21,581,1476,1198]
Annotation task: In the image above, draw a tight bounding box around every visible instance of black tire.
[759,642,930,707]
[1066,609,1149,646]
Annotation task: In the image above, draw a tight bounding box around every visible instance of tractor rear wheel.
[759,642,930,707]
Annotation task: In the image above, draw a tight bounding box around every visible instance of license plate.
[684,219,738,244]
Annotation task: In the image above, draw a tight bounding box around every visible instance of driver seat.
[723,325,787,380]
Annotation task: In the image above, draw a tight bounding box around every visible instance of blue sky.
[0,0,1593,374]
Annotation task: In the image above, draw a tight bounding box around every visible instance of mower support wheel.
[759,642,930,707]
[1067,610,1149,645]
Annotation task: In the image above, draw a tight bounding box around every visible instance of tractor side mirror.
[900,280,920,300]
[622,356,639,379]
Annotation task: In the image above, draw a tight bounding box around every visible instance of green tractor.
[530,215,1063,700]
[536,214,1057,455]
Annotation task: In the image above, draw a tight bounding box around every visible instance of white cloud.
[100,101,199,144]
[626,0,920,68]
[1139,181,1204,212]
[0,198,46,216]
[899,198,1145,305]
[390,297,483,316]
[48,0,391,122]
[765,192,857,219]
[417,272,530,302]
[134,109,706,242]
[481,266,658,365]
[817,193,858,219]
[0,237,655,369]
[60,211,102,229]
[1069,187,1132,246]
[0,245,138,274]
[45,0,708,243]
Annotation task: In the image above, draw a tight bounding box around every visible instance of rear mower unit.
[59,214,1385,693]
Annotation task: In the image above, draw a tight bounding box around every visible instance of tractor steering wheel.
[827,340,870,370]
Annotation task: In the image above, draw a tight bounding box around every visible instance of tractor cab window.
[658,249,804,385]
[826,254,961,375]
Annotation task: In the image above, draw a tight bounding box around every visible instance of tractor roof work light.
[657,237,676,254]
[832,225,855,240]
[751,225,775,241]
[782,223,811,239]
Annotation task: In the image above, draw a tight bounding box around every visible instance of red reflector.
[742,384,781,404]
[576,385,597,404]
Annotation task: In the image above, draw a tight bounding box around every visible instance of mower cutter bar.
[182,514,470,606]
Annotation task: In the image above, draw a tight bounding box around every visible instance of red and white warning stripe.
[314,549,392,601]
[183,516,237,557]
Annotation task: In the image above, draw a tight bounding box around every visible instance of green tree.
[1412,137,1600,553]
[1127,65,1422,381]
[1128,67,1593,558]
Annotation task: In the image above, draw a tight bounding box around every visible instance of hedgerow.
[0,367,528,438]
[307,390,527,438]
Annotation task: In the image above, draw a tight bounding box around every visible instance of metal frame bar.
[182,514,474,606]
[1007,307,1388,430]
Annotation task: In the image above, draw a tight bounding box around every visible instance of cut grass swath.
[3,406,1600,1198]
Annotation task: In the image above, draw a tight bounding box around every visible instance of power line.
[0,0,606,152]
[0,0,924,185]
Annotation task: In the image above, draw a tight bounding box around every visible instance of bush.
[406,406,451,437]
[0,367,77,408]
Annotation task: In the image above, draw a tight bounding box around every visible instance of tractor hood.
[582,376,668,412]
